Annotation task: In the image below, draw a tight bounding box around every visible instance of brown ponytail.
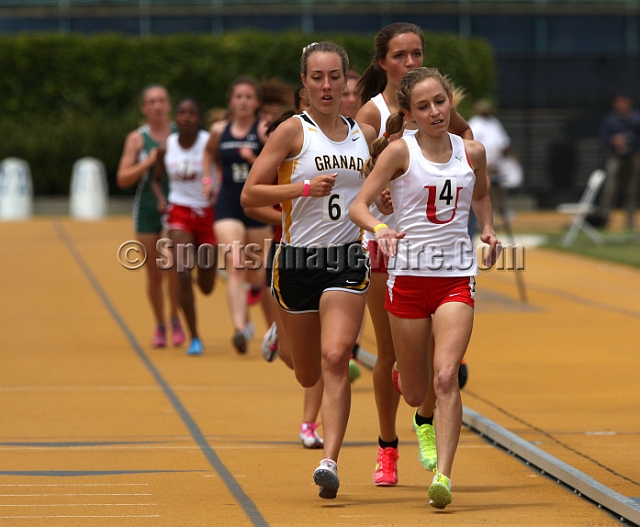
[356,63,387,107]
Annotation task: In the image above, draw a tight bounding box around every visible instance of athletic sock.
[379,437,399,449]
[415,412,433,426]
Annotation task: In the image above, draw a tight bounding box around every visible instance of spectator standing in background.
[598,92,640,230]
[468,99,512,236]
[468,99,511,178]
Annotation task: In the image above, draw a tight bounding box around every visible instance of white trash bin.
[69,157,108,220]
[0,157,33,220]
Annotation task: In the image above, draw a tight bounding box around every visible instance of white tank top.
[371,93,391,136]
[388,133,477,277]
[165,130,211,209]
[278,112,369,247]
[362,93,418,244]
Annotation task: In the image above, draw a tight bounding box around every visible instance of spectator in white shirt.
[468,99,512,236]
[468,99,511,181]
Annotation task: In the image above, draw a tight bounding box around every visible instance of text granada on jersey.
[314,155,365,172]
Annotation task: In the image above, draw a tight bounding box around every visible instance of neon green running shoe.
[428,471,452,509]
[413,411,437,470]
[349,359,361,383]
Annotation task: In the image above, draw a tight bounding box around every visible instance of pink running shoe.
[171,317,186,347]
[151,326,166,348]
[261,322,278,362]
[247,284,263,306]
[374,446,399,486]
[300,422,323,449]
[391,362,402,395]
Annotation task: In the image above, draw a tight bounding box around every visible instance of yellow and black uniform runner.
[272,112,370,312]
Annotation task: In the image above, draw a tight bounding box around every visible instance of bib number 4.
[425,177,463,224]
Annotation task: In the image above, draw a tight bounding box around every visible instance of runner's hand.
[308,173,337,197]
[375,188,393,215]
[375,227,405,258]
[480,232,502,268]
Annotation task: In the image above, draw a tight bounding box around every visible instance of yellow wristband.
[373,223,389,233]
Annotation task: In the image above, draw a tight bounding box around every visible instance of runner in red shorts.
[350,67,500,510]
[152,97,217,356]
[355,23,475,488]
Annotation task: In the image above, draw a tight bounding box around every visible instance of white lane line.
[0,493,152,497]
[0,504,157,507]
[0,385,271,392]
[0,445,280,451]
[0,484,149,487]
[0,515,161,519]
[0,443,493,452]
[0,445,201,451]
[0,386,162,392]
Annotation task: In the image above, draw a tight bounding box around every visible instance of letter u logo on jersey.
[424,177,463,224]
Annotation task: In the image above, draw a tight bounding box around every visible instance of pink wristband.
[202,176,213,185]
[302,179,311,197]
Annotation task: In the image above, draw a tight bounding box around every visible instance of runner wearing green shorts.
[117,84,185,349]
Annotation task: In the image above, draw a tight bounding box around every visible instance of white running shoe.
[313,458,339,499]
[245,321,255,339]
[233,322,255,354]
[261,322,278,362]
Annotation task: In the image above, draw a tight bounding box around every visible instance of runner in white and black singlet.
[241,41,379,500]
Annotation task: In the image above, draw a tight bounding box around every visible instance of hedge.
[0,31,495,195]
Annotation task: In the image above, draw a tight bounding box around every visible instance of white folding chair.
[556,169,607,248]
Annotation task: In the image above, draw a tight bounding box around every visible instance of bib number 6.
[322,193,345,222]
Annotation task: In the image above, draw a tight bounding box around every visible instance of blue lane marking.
[0,470,202,477]
[54,222,269,527]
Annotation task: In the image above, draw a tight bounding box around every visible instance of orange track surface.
[1,216,637,526]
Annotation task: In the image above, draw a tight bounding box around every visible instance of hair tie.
[383,132,390,139]
[302,42,319,54]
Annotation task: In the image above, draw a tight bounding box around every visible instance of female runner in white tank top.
[355,22,473,487]
[241,41,377,500]
[152,97,216,357]
[350,67,500,510]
